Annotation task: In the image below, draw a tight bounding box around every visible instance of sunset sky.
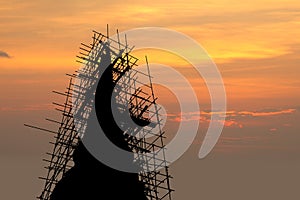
[1,0,299,199]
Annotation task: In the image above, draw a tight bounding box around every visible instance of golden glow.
[132,49,191,67]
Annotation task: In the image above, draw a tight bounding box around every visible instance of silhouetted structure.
[26,29,173,200]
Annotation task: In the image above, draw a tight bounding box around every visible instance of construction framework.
[26,30,173,200]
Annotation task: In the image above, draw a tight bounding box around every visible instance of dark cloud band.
[0,51,11,58]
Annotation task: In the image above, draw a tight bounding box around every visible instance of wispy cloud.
[0,50,11,58]
[165,108,297,128]
[237,109,296,117]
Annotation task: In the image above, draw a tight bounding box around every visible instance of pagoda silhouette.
[26,28,173,200]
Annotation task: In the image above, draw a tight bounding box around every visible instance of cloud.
[0,50,11,58]
[237,109,296,117]
[165,108,297,128]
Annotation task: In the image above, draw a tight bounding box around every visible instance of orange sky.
[1,0,299,167]
[1,1,300,200]
[1,0,300,109]
[1,0,299,163]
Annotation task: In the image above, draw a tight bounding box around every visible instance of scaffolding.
[26,30,173,200]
